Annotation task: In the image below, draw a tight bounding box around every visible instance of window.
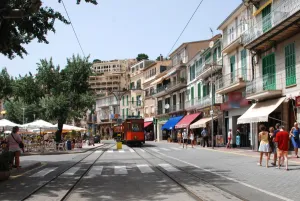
[203,83,210,97]
[136,79,141,89]
[122,96,124,106]
[262,4,272,33]
[230,55,236,83]
[126,108,128,117]
[241,49,247,80]
[262,53,276,90]
[285,43,296,86]
[197,82,201,100]
[205,52,211,63]
[217,46,221,58]
[122,109,125,119]
[136,95,141,106]
[126,95,129,106]
[130,82,134,89]
[191,86,194,105]
[158,100,163,114]
[213,48,217,62]
[131,123,142,132]
[190,64,195,81]
[132,97,134,104]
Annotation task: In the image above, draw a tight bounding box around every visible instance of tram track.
[135,147,246,201]
[21,143,115,201]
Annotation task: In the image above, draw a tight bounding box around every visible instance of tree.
[136,53,149,61]
[0,68,14,100]
[0,0,98,59]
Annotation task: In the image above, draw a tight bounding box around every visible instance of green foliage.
[136,53,149,61]
[0,0,97,59]
[0,68,14,100]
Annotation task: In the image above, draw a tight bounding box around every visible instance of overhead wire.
[167,0,205,57]
[61,0,86,57]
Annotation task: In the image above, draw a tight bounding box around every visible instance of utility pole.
[22,107,25,125]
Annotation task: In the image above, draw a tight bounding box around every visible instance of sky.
[0,0,242,77]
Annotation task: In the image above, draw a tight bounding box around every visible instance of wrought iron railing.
[215,69,252,91]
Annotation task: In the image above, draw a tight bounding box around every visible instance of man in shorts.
[275,125,290,171]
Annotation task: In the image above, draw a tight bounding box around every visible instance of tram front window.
[131,123,142,132]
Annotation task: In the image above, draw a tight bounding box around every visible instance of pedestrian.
[290,122,300,158]
[268,127,275,160]
[227,129,232,149]
[189,130,195,148]
[271,123,280,166]
[275,125,290,171]
[6,126,23,169]
[177,130,182,146]
[258,125,270,168]
[201,128,209,147]
[182,129,188,149]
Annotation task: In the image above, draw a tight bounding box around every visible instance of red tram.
[122,118,144,146]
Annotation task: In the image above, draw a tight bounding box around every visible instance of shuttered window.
[197,82,201,100]
[285,43,296,86]
[262,4,272,33]
[262,53,276,90]
[241,49,247,80]
[230,55,236,83]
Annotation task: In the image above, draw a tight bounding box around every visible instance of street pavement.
[0,140,299,201]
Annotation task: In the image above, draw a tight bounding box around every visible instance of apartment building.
[237,0,300,150]
[216,3,252,147]
[153,40,211,141]
[88,59,136,137]
[185,34,223,145]
[143,60,171,140]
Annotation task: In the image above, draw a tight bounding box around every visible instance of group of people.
[176,128,210,148]
[257,122,300,171]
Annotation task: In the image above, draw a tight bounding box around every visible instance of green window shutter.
[241,49,247,80]
[136,96,138,106]
[285,43,296,86]
[191,86,194,105]
[205,52,211,63]
[262,4,272,33]
[203,85,206,97]
[230,55,236,83]
[122,109,125,119]
[262,53,276,90]
[126,108,128,117]
[126,95,129,106]
[213,48,217,62]
[197,83,201,100]
[132,97,134,104]
[217,46,221,58]
[189,66,192,81]
[122,96,124,106]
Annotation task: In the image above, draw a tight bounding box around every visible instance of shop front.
[156,116,169,141]
[144,117,154,141]
[237,97,286,150]
[175,113,202,138]
[161,116,183,142]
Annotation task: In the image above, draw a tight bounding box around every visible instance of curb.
[10,161,42,177]
[21,144,105,156]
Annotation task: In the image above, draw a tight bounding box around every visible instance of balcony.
[222,23,246,54]
[168,56,188,71]
[196,58,222,79]
[98,101,119,108]
[169,103,185,113]
[243,0,300,50]
[152,78,187,98]
[185,95,222,111]
[215,69,251,95]
[246,73,283,101]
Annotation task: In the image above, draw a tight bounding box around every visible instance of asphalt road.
[0,140,298,201]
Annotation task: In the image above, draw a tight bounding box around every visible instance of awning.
[144,122,153,128]
[150,77,164,85]
[162,116,183,130]
[175,113,201,129]
[237,97,285,124]
[190,116,217,129]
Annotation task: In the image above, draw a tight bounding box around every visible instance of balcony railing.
[215,69,252,92]
[153,78,187,96]
[243,0,300,46]
[185,94,222,110]
[196,57,222,78]
[223,22,248,49]
[246,72,283,98]
[170,103,184,112]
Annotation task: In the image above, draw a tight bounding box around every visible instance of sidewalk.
[10,160,42,177]
[22,143,104,156]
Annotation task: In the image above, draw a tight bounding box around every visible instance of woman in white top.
[189,130,195,148]
[182,129,188,149]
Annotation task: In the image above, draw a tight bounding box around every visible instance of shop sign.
[296,96,300,107]
[144,117,153,122]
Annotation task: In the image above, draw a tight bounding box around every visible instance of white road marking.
[129,148,135,153]
[156,152,293,201]
[107,150,113,153]
[95,150,103,153]
[62,167,81,176]
[171,147,181,150]
[30,167,58,177]
[114,166,128,174]
[160,148,170,151]
[118,150,125,153]
[158,164,180,172]
[86,166,103,178]
[137,164,154,173]
[140,149,145,152]
[150,148,159,152]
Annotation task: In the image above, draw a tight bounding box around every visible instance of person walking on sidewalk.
[271,123,280,166]
[258,125,270,168]
[201,128,209,147]
[275,125,290,171]
[177,130,182,146]
[189,130,195,148]
[290,122,300,158]
[7,126,23,169]
[182,129,188,149]
[227,129,232,149]
[268,127,275,160]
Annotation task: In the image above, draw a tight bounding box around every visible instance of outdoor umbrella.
[0,119,20,128]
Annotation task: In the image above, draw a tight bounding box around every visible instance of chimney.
[160,54,163,61]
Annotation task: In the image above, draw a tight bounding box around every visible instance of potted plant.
[0,151,13,181]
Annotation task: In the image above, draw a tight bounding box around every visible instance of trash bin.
[67,140,72,150]
[116,133,122,150]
